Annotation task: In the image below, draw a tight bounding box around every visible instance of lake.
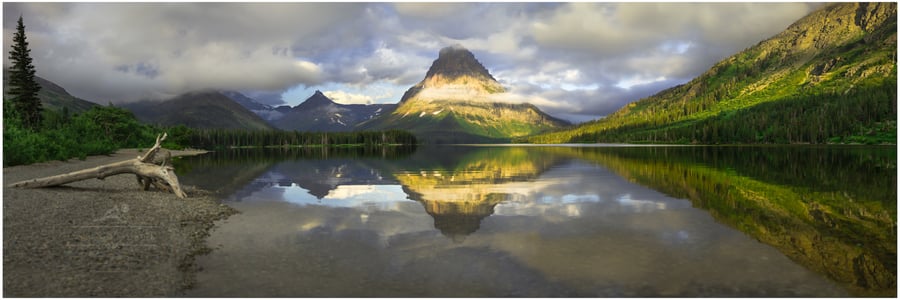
[175,145,896,297]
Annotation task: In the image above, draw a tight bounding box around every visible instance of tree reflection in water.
[175,145,895,297]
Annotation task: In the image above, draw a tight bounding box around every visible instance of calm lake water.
[175,145,896,297]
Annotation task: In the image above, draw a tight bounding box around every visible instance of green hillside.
[3,72,98,114]
[526,3,897,145]
[363,100,567,143]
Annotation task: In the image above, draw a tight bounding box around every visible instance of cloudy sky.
[3,2,821,123]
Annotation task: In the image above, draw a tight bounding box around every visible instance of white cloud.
[485,92,574,111]
[336,43,432,86]
[392,3,468,19]
[615,76,667,90]
[323,90,374,105]
[532,2,816,58]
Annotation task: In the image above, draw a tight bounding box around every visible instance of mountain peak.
[437,44,472,57]
[425,45,497,83]
[400,45,506,102]
[296,90,335,109]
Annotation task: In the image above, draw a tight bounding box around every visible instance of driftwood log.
[8,133,187,198]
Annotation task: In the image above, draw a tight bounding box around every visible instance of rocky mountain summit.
[399,44,506,102]
[362,45,568,143]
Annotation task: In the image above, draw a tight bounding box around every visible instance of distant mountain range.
[119,88,396,132]
[527,2,897,144]
[113,45,568,141]
[272,90,396,132]
[121,90,273,130]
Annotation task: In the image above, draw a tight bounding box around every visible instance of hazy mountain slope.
[122,90,273,130]
[3,72,98,114]
[273,90,396,132]
[220,90,285,121]
[528,2,896,144]
[361,45,569,143]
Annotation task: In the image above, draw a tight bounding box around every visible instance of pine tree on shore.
[7,15,42,131]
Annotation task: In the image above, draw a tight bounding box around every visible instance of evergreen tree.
[7,15,42,131]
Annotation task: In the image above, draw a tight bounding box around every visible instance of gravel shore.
[3,148,235,297]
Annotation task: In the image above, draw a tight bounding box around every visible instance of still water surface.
[176,145,896,297]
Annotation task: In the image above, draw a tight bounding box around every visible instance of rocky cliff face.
[724,2,895,80]
[771,3,894,52]
[400,44,506,102]
[363,45,568,143]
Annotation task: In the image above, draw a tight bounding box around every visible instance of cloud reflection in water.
[180,146,854,297]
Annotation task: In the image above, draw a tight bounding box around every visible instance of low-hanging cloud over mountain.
[3,2,820,122]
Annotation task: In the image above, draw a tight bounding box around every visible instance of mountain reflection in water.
[176,145,895,297]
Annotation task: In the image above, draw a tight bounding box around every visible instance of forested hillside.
[526,3,896,144]
[3,72,98,114]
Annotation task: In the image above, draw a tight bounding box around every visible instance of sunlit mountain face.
[360,46,570,143]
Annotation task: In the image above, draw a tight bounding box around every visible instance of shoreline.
[3,148,235,297]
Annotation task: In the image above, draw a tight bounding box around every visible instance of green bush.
[3,105,166,166]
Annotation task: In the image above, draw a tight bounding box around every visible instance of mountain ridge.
[220,90,287,121]
[272,91,397,132]
[122,90,273,130]
[3,72,98,114]
[527,2,897,144]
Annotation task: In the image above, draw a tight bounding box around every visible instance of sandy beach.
[3,148,235,297]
